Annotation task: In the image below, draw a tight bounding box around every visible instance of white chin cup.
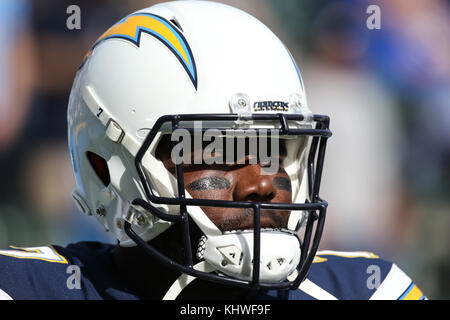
[199,230,301,283]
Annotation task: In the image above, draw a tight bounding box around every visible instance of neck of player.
[110,221,251,299]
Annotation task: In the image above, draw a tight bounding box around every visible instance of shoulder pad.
[294,250,425,300]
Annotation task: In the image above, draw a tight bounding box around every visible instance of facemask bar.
[124,113,331,290]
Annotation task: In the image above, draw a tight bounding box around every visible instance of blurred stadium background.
[0,0,448,299]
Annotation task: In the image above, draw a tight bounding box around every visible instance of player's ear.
[86,151,110,186]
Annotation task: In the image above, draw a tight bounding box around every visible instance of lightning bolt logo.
[80,13,198,89]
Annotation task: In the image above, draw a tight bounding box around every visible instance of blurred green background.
[0,0,448,299]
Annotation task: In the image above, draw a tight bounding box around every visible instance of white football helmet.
[67,0,331,297]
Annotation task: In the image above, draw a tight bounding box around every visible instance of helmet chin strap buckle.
[72,189,92,216]
[217,245,243,266]
[289,93,313,123]
[229,93,253,127]
[123,204,154,228]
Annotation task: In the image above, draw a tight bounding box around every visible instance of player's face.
[156,136,292,232]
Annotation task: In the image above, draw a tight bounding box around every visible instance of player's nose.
[232,165,276,202]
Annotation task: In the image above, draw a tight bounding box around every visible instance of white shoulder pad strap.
[298,279,338,300]
[0,289,13,300]
[162,261,216,300]
[369,263,423,300]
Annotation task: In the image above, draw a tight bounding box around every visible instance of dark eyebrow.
[187,176,231,191]
[273,176,292,192]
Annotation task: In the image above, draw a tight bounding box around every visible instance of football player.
[0,1,426,300]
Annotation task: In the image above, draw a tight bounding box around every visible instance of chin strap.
[162,261,216,300]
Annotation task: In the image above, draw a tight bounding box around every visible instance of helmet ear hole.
[86,151,111,186]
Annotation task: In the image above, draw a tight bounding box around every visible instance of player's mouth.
[215,208,287,232]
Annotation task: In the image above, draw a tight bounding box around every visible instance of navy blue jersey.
[0,242,426,300]
[0,242,138,300]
